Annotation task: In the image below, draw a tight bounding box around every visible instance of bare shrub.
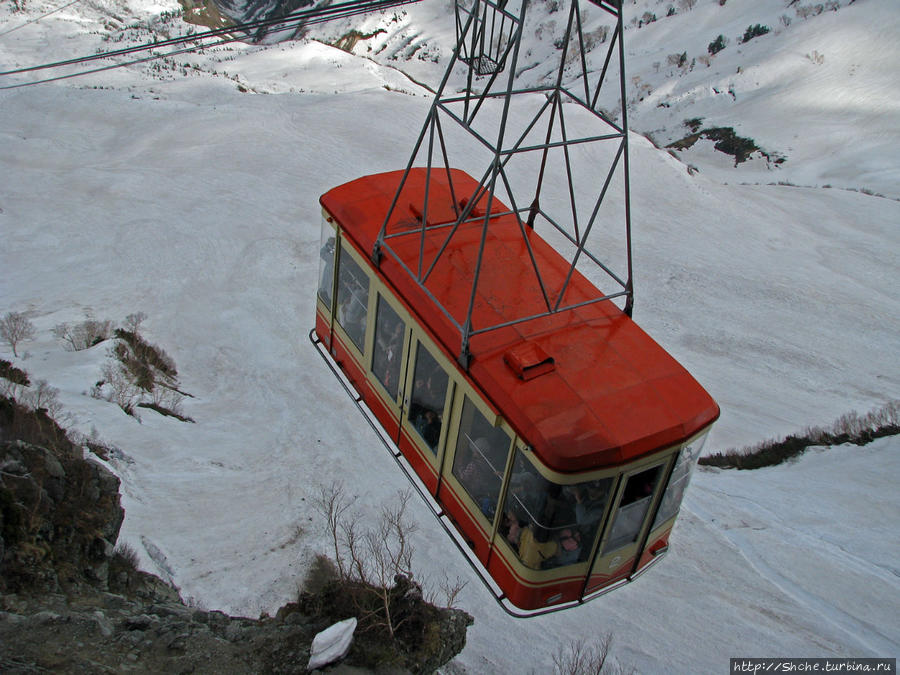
[85,437,113,461]
[151,385,185,414]
[875,400,899,427]
[677,0,696,10]
[314,482,432,638]
[114,328,177,384]
[5,377,63,422]
[552,632,633,674]
[304,553,340,594]
[316,481,357,581]
[1,376,24,400]
[806,50,824,65]
[99,362,140,416]
[27,380,63,418]
[666,51,687,69]
[124,312,147,333]
[361,491,417,635]
[701,400,900,470]
[425,570,468,609]
[585,25,609,48]
[639,12,656,27]
[834,410,865,437]
[1,359,30,388]
[87,316,188,421]
[1,312,36,358]
[802,425,829,445]
[796,4,824,20]
[53,318,113,351]
[113,542,140,570]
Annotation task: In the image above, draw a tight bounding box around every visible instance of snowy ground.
[1,0,898,671]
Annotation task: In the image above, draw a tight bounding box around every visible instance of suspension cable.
[0,0,418,82]
[0,37,234,90]
[0,0,85,38]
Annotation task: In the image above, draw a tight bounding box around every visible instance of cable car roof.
[321,168,719,473]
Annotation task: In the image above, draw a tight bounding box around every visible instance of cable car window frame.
[497,449,615,572]
[371,293,408,402]
[650,430,709,532]
[334,240,371,355]
[404,338,453,456]
[446,393,514,529]
[601,464,665,555]
[317,211,337,310]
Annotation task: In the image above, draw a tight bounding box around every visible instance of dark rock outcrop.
[0,395,471,673]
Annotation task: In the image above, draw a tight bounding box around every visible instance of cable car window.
[335,248,369,352]
[407,343,449,453]
[318,221,335,307]
[603,465,663,554]
[652,434,707,530]
[500,452,612,570]
[371,295,405,399]
[451,396,511,521]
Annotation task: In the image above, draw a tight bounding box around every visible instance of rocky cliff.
[0,394,471,673]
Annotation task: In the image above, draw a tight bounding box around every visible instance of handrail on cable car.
[309,329,670,618]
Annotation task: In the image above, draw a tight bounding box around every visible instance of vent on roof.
[504,341,555,381]
[408,202,429,226]
[458,197,483,218]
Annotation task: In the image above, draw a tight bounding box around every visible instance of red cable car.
[312,167,719,614]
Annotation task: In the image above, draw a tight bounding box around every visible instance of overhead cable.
[0,0,418,81]
[0,0,85,38]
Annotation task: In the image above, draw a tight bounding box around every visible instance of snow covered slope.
[307,0,900,198]
[1,0,898,671]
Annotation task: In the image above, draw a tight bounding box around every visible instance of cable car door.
[397,337,455,494]
[368,292,411,440]
[586,463,665,592]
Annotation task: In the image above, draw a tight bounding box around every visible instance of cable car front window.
[451,396,511,521]
[652,433,707,530]
[318,221,335,307]
[603,465,663,554]
[500,452,612,570]
[335,248,369,352]
[371,296,405,399]
[407,344,449,454]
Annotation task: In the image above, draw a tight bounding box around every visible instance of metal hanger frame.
[374,0,633,368]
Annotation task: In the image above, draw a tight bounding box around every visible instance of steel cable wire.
[0,0,418,84]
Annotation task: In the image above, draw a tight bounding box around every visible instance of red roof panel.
[321,169,719,472]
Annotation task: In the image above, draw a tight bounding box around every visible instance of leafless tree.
[551,632,634,675]
[315,481,357,581]
[315,483,434,638]
[1,311,35,357]
[150,385,185,416]
[26,379,62,418]
[53,318,112,351]
[425,570,469,609]
[124,312,147,334]
[99,362,139,416]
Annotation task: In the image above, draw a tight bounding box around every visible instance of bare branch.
[1,312,35,357]
[552,632,613,675]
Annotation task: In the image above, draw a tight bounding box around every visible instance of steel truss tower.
[374,0,632,367]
